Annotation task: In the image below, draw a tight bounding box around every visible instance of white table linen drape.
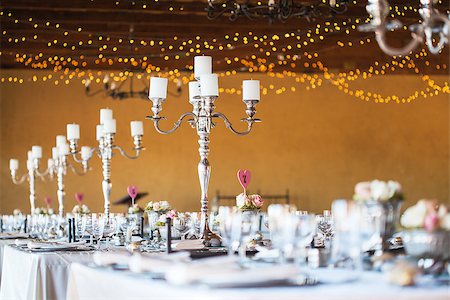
[0,245,93,300]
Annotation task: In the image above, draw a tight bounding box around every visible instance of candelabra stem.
[101,151,112,220]
[28,167,36,214]
[197,96,220,245]
[56,165,65,217]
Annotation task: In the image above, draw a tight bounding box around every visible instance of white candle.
[9,159,18,171]
[52,147,59,159]
[100,108,113,125]
[27,151,32,160]
[56,135,66,147]
[130,121,143,136]
[31,146,42,159]
[47,158,54,169]
[66,123,80,140]
[200,74,219,97]
[242,80,260,101]
[59,144,70,156]
[81,146,91,161]
[103,119,116,134]
[149,77,168,99]
[194,56,212,78]
[96,125,104,140]
[189,81,201,102]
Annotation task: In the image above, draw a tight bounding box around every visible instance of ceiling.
[0,0,449,74]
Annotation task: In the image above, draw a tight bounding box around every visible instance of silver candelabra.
[47,138,90,216]
[67,112,144,219]
[146,56,261,245]
[9,147,50,214]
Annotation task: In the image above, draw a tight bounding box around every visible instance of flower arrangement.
[400,200,450,232]
[353,180,403,202]
[128,204,144,214]
[236,193,264,210]
[155,209,177,226]
[34,207,54,215]
[145,201,171,214]
[13,209,22,216]
[72,204,90,214]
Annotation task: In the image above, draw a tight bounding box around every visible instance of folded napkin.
[27,240,85,250]
[166,257,299,287]
[93,250,132,267]
[129,251,191,273]
[0,233,28,239]
[173,239,205,250]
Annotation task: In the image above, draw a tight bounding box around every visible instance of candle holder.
[68,114,144,219]
[146,56,261,245]
[9,150,51,214]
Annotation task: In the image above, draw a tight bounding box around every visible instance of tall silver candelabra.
[68,114,144,219]
[9,149,50,214]
[146,57,261,245]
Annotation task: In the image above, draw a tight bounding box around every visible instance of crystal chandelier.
[359,0,449,56]
[206,0,349,23]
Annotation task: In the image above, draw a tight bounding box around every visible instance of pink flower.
[167,210,177,219]
[75,193,84,204]
[250,194,264,208]
[424,213,440,232]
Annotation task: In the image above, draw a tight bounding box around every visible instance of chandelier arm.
[375,28,424,56]
[112,145,141,160]
[147,112,197,135]
[212,112,254,136]
[424,15,450,54]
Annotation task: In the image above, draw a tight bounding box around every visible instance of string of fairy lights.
[0,1,448,104]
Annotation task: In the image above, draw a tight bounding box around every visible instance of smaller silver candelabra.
[9,146,50,214]
[47,136,90,216]
[67,111,144,219]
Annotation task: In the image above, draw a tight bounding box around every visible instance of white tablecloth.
[67,263,450,300]
[0,240,17,283]
[0,245,94,300]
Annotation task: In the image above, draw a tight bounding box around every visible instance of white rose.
[81,205,90,214]
[34,208,42,215]
[236,193,248,208]
[160,201,170,209]
[370,180,391,201]
[13,209,22,216]
[440,214,450,231]
[400,200,427,228]
[153,202,161,211]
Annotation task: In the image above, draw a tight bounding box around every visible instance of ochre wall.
[1,71,449,215]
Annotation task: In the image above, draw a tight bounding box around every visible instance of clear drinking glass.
[218,206,239,255]
[236,210,259,264]
[268,204,295,263]
[101,214,117,251]
[91,213,105,249]
[75,213,87,241]
[292,213,317,267]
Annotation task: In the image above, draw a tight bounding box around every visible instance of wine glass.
[75,213,87,241]
[292,213,317,267]
[91,214,105,249]
[101,215,117,251]
[268,204,295,263]
[218,206,238,255]
[236,211,259,264]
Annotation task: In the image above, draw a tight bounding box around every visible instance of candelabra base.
[202,223,221,247]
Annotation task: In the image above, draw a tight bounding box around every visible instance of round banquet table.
[0,245,94,300]
[66,263,450,300]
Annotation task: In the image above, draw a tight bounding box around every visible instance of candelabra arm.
[34,165,52,179]
[71,152,84,164]
[423,15,450,54]
[212,112,256,136]
[67,162,89,176]
[112,145,142,160]
[146,112,197,135]
[11,172,28,185]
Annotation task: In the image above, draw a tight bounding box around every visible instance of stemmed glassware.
[101,214,117,250]
[316,210,334,247]
[75,213,87,241]
[91,213,105,249]
[218,206,239,255]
